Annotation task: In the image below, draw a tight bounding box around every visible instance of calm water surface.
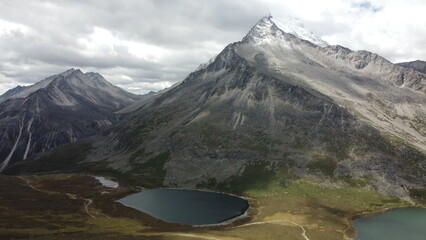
[117,188,249,225]
[352,208,426,240]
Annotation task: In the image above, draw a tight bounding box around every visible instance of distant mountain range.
[397,60,426,74]
[0,69,141,171]
[5,16,425,200]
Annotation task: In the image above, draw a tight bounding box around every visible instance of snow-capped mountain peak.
[243,16,277,43]
[244,16,328,47]
[272,16,328,47]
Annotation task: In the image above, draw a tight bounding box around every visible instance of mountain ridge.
[6,16,426,200]
[0,69,141,171]
[236,16,425,150]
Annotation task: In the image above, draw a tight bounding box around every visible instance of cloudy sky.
[0,0,425,95]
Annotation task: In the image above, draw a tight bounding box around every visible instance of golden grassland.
[0,174,423,240]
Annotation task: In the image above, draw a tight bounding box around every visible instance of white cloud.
[0,19,29,36]
[77,27,169,62]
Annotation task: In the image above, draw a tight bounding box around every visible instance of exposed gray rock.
[0,69,141,171]
[8,17,426,199]
[82,30,425,195]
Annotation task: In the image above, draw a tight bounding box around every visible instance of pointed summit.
[242,16,278,43]
[58,68,86,79]
[243,15,328,47]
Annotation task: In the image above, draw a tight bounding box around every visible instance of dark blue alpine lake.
[117,188,249,225]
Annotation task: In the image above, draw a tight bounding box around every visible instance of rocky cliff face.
[0,69,140,171]
[8,17,426,199]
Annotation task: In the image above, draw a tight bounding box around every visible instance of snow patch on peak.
[271,16,328,47]
[245,15,328,47]
[244,16,276,43]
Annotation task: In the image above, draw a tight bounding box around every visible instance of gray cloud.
[0,0,270,94]
[0,0,425,95]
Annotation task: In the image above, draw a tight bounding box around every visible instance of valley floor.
[0,174,424,240]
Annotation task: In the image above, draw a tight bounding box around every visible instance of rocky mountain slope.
[0,69,140,171]
[8,17,426,199]
[397,60,426,74]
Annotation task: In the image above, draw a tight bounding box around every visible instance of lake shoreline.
[350,207,426,240]
[3,173,426,240]
[345,205,426,239]
[94,175,424,237]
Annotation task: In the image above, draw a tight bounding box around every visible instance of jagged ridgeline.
[0,69,142,171]
[6,17,426,199]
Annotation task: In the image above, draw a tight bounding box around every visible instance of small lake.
[117,188,249,225]
[94,176,119,188]
[352,208,426,240]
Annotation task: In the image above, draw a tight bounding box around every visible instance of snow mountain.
[244,16,329,47]
[7,17,426,200]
